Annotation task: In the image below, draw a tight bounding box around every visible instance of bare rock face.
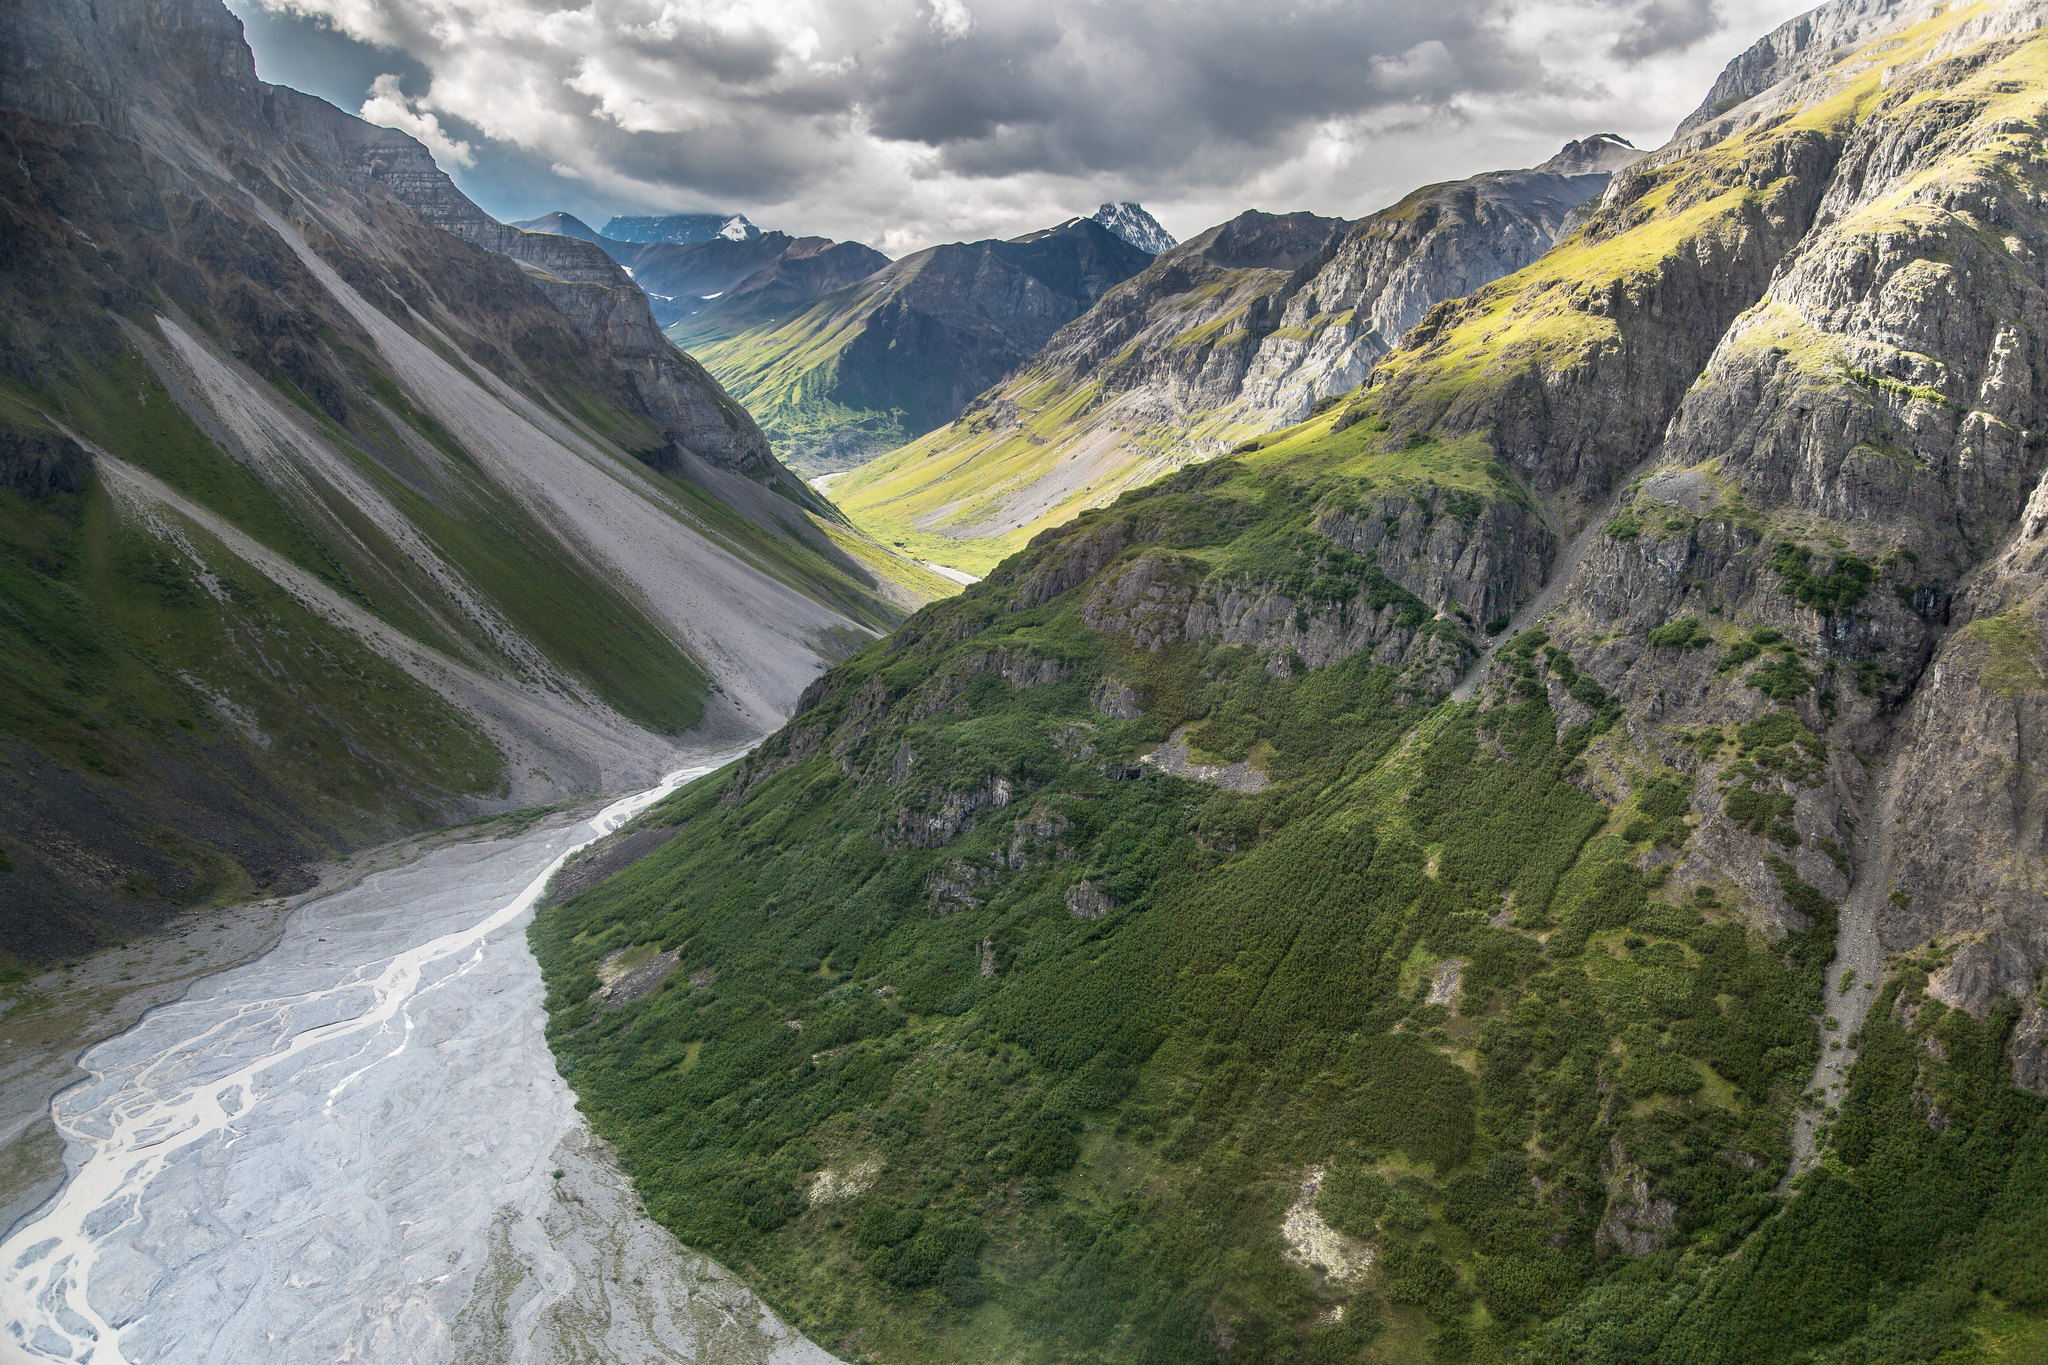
[1090,678,1143,721]
[2011,999,2048,1097]
[1595,1139,1677,1258]
[1065,880,1120,919]
[0,429,90,497]
[1142,727,1270,794]
[282,106,781,483]
[1453,0,2048,1095]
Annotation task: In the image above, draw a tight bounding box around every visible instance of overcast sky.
[227,0,1819,256]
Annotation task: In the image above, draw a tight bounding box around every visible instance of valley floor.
[0,756,830,1365]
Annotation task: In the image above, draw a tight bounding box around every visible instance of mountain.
[534,1,2048,1359]
[685,218,1156,476]
[604,212,761,244]
[1092,201,1178,255]
[0,0,951,963]
[510,210,606,242]
[1536,131,1645,174]
[615,233,890,330]
[662,236,898,343]
[836,145,1633,574]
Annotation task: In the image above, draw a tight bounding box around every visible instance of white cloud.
[262,0,1820,251]
[929,0,973,41]
[359,71,476,166]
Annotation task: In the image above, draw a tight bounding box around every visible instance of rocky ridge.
[1387,0,2048,1100]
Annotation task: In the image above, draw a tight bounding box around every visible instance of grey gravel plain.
[0,761,837,1365]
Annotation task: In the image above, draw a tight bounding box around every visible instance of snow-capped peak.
[1090,202,1177,255]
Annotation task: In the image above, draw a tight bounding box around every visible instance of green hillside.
[534,2,2048,1362]
[538,431,2044,1361]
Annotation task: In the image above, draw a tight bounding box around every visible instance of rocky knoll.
[836,140,1638,571]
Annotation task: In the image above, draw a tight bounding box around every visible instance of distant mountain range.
[602,212,761,244]
[513,213,890,332]
[835,140,1641,571]
[679,218,1156,475]
[514,202,1188,476]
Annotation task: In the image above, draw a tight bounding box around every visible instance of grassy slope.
[683,275,916,468]
[830,269,1301,578]
[829,372,1121,576]
[531,436,1897,1364]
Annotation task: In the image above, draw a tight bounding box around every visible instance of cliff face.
[835,147,1634,573]
[0,0,930,960]
[1403,0,2048,1090]
[689,218,1155,474]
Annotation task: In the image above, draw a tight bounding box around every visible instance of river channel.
[1,760,834,1365]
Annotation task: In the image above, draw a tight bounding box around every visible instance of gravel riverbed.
[1,761,835,1365]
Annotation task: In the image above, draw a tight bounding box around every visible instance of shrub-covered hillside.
[535,437,1915,1362]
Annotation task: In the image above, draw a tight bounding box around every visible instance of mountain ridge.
[0,0,948,963]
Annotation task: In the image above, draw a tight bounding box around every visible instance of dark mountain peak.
[1537,132,1644,176]
[1188,210,1349,272]
[512,210,605,243]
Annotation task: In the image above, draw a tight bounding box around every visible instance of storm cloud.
[235,0,1817,252]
